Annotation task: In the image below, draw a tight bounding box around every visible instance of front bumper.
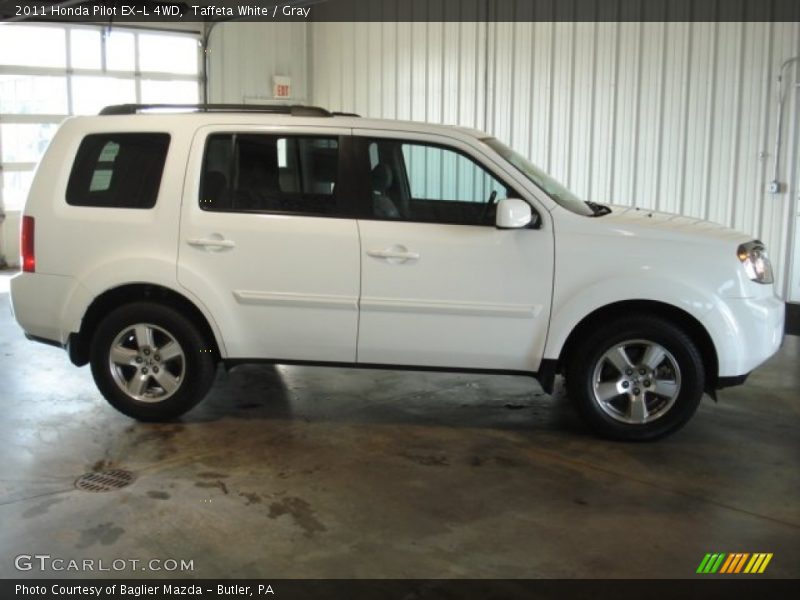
[715,294,784,378]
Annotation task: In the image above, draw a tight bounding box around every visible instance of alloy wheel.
[590,338,682,424]
[108,323,185,403]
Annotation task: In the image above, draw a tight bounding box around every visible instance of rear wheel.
[566,316,705,441]
[90,302,216,421]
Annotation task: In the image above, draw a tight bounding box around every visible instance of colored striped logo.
[696,553,773,574]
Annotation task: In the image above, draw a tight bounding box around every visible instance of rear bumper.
[24,333,64,349]
[23,331,89,366]
[10,272,90,346]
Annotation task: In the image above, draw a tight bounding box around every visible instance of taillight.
[21,216,35,273]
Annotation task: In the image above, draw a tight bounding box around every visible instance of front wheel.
[90,302,216,421]
[566,316,705,441]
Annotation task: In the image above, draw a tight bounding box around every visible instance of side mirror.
[495,198,533,229]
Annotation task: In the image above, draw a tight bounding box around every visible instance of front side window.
[363,138,510,226]
[199,134,340,216]
[66,133,170,208]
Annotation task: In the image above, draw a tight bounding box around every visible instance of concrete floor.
[0,270,798,579]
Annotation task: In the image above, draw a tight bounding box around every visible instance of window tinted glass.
[66,133,170,208]
[365,139,510,226]
[200,134,340,216]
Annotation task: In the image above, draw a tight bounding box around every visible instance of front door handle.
[367,247,420,262]
[187,237,236,249]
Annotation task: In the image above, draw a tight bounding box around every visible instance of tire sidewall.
[568,317,705,441]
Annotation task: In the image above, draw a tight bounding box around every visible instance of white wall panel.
[570,21,597,200]
[658,22,690,216]
[761,22,800,301]
[313,21,487,128]
[612,21,643,208]
[789,63,800,301]
[207,22,307,104]
[310,20,800,299]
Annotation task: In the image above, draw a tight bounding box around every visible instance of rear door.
[353,130,554,372]
[177,125,361,361]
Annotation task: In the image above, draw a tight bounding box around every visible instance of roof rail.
[98,104,352,117]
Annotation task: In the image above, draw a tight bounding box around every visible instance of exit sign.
[273,76,291,99]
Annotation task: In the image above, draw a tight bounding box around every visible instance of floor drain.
[75,469,136,493]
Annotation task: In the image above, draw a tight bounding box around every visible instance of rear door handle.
[187,238,236,249]
[367,247,420,261]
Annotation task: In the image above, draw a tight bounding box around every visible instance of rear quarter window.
[66,133,170,208]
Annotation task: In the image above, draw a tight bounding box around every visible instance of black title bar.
[1,0,800,23]
[3,579,799,600]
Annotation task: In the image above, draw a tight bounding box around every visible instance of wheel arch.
[69,283,223,367]
[554,300,719,394]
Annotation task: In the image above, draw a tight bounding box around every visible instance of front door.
[178,126,361,361]
[353,132,554,372]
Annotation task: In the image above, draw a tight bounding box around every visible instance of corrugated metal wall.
[208,22,308,104]
[310,21,800,300]
[312,21,489,127]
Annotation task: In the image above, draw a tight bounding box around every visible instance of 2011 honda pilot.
[10,104,785,440]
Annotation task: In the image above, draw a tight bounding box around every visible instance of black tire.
[566,315,705,441]
[90,302,216,421]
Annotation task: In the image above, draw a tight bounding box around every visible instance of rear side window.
[199,133,340,216]
[66,133,170,208]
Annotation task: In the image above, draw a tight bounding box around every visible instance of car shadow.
[180,362,587,437]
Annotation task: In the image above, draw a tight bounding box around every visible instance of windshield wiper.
[586,201,612,216]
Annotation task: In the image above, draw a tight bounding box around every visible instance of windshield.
[482,137,595,217]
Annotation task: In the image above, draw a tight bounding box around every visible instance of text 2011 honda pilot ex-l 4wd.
[10,104,785,440]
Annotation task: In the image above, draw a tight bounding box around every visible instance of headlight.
[737,240,774,284]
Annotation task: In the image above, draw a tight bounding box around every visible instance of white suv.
[10,104,784,440]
